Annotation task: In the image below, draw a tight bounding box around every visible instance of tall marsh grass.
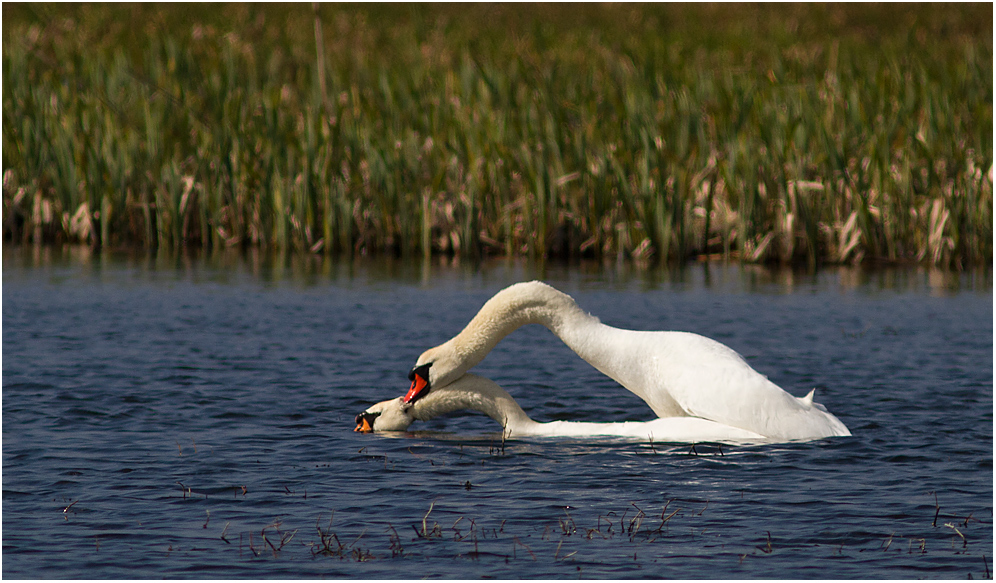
[2,4,992,267]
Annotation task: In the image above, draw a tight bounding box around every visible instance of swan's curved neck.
[410,375,537,433]
[432,282,600,387]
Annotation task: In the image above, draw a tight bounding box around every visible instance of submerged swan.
[401,281,849,441]
[356,373,768,442]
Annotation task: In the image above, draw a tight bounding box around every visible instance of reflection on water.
[6,244,991,295]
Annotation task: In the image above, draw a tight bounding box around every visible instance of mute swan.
[403,281,849,441]
[356,373,768,442]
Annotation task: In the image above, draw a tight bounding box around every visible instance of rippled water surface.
[3,248,992,579]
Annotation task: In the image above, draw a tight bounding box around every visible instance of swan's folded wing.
[649,333,850,440]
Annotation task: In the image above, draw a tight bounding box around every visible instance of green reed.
[2,4,991,267]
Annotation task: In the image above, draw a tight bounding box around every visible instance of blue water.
[3,248,992,579]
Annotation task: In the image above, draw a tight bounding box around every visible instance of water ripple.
[3,257,992,578]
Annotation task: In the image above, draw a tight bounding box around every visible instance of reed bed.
[2,4,991,267]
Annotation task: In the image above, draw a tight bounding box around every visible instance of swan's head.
[404,280,565,403]
[356,373,524,433]
[403,361,434,405]
[404,342,473,405]
[354,397,415,432]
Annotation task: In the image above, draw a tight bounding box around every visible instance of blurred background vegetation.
[3,3,992,268]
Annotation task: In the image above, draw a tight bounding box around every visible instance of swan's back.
[584,328,849,440]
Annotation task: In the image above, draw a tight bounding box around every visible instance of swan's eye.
[354,411,381,433]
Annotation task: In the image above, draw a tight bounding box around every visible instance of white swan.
[356,373,768,442]
[401,281,849,441]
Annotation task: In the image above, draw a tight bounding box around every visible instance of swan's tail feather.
[801,389,815,406]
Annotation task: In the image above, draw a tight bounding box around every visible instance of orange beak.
[403,371,429,404]
[354,413,375,432]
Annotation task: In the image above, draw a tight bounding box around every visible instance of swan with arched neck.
[356,373,770,442]
[399,281,849,441]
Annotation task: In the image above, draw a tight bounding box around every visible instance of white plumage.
[359,373,768,442]
[359,281,849,441]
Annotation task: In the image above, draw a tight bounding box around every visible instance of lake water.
[3,246,992,579]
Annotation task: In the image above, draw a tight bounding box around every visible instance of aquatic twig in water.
[943,523,967,548]
[655,500,680,534]
[469,524,480,559]
[586,524,609,540]
[512,536,536,560]
[907,537,926,555]
[422,499,435,537]
[628,503,646,536]
[313,511,346,557]
[386,524,404,557]
[881,533,893,552]
[756,531,773,554]
[261,530,278,556]
[220,522,231,544]
[261,520,284,556]
[345,528,368,552]
[489,431,507,456]
[560,507,577,536]
[262,520,297,556]
[415,499,441,538]
[62,499,79,520]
